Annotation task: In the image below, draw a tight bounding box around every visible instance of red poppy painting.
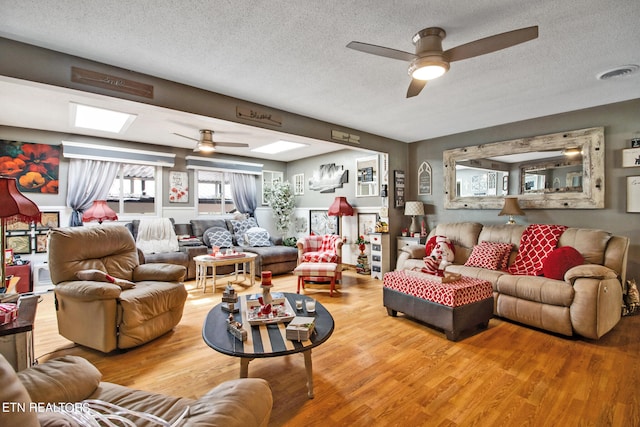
[0,140,60,193]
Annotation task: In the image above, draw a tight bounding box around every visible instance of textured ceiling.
[0,0,639,160]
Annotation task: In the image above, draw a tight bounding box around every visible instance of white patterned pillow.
[203,227,233,248]
[244,227,272,247]
[230,217,258,246]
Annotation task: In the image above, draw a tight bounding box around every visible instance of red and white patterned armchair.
[296,235,344,281]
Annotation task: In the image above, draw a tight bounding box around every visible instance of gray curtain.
[229,173,257,216]
[67,159,120,226]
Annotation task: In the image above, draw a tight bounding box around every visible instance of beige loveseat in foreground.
[0,354,272,427]
[396,222,629,339]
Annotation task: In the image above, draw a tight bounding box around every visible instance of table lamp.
[328,196,354,236]
[499,197,525,224]
[82,200,118,224]
[0,177,41,290]
[404,201,424,236]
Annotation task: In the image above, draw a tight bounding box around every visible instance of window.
[107,163,157,215]
[197,170,236,215]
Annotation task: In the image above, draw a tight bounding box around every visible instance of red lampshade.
[328,196,354,217]
[82,200,118,224]
[0,177,41,223]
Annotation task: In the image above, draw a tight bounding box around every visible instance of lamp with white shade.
[404,201,424,235]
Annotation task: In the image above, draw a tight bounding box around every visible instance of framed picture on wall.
[357,213,378,237]
[622,147,640,167]
[36,212,59,230]
[6,235,31,255]
[6,219,31,232]
[309,210,338,235]
[627,176,640,213]
[168,171,189,203]
[36,233,49,253]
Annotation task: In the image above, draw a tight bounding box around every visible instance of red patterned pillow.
[464,244,504,270]
[480,241,513,270]
[542,246,584,280]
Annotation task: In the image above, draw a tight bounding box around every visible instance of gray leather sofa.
[396,222,629,339]
[190,219,298,276]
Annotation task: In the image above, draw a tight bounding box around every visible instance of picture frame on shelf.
[6,235,31,255]
[5,249,13,265]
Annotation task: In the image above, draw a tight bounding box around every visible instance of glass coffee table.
[202,292,334,398]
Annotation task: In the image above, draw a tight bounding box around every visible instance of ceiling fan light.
[408,57,449,80]
[197,141,216,152]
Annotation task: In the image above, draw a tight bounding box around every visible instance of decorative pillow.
[464,244,504,270]
[203,226,233,248]
[480,241,513,270]
[244,227,272,247]
[542,246,584,280]
[230,217,259,246]
[76,269,135,289]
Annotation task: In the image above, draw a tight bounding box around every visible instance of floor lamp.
[328,196,354,237]
[0,177,41,291]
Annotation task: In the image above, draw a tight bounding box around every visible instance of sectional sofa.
[395,222,629,339]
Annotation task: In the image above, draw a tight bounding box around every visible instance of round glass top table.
[202,292,334,398]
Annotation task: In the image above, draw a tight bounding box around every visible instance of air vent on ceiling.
[596,64,639,80]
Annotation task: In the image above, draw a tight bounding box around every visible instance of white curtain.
[229,173,257,216]
[67,159,120,226]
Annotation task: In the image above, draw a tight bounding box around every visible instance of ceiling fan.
[173,129,249,153]
[347,25,538,98]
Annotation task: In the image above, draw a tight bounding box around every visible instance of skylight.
[251,140,306,154]
[71,103,137,133]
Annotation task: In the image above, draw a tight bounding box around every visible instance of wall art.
[627,176,640,213]
[169,171,189,203]
[309,210,338,235]
[0,140,60,193]
[417,161,432,195]
[394,170,405,208]
[622,147,640,167]
[357,213,378,237]
[36,212,59,230]
[6,235,31,255]
[308,163,348,193]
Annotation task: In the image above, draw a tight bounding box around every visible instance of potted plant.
[264,180,296,245]
[354,235,369,254]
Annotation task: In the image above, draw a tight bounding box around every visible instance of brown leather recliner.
[48,226,188,353]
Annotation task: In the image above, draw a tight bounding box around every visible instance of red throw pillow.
[542,246,584,280]
[464,244,504,270]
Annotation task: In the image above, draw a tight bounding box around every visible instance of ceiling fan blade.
[213,142,250,148]
[444,26,538,63]
[406,79,427,98]
[173,132,198,142]
[347,41,417,62]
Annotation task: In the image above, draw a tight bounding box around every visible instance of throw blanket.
[136,218,180,254]
[508,224,568,276]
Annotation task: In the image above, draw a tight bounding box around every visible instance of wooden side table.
[194,253,257,293]
[0,294,39,371]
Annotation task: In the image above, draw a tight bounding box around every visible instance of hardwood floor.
[32,270,640,426]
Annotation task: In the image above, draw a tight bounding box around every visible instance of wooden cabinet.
[369,233,390,280]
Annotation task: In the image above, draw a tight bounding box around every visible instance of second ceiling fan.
[174,129,249,153]
[347,25,538,98]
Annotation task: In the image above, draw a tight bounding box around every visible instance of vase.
[358,243,366,254]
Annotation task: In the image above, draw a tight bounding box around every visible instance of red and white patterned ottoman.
[294,262,340,297]
[383,270,493,341]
